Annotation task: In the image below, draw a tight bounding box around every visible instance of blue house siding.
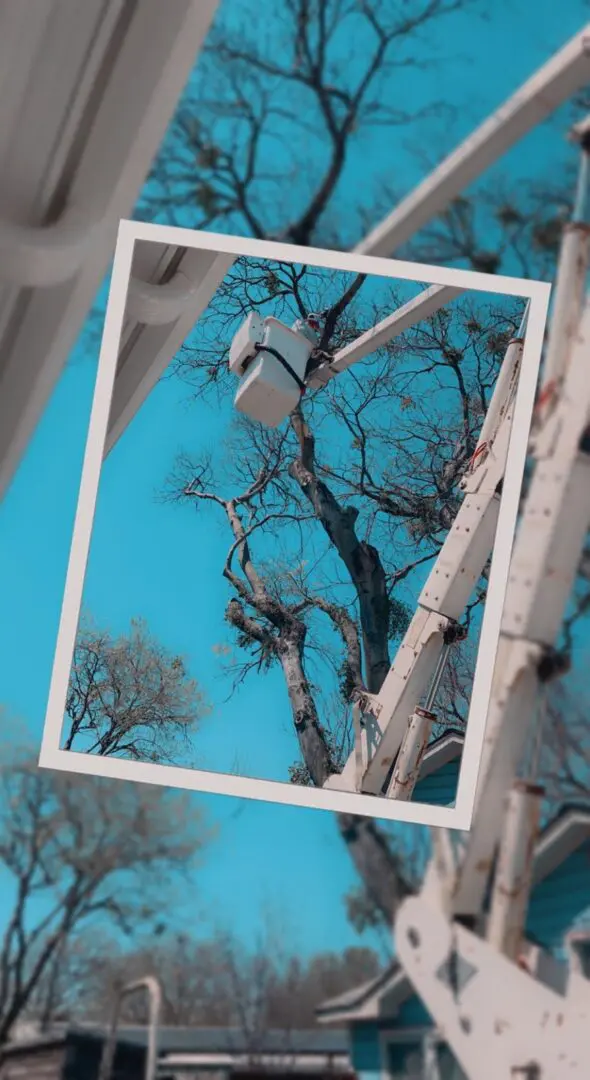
[393,995,432,1027]
[350,1021,431,1080]
[414,758,460,806]
[386,1041,424,1077]
[351,1015,466,1080]
[526,841,590,956]
[349,1021,382,1080]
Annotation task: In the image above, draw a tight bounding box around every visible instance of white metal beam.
[105,247,234,454]
[126,271,213,327]
[325,325,523,798]
[356,25,590,258]
[0,0,220,501]
[396,893,590,1079]
[308,283,464,388]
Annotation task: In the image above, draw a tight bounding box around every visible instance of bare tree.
[47,926,382,1037]
[135,0,590,927]
[403,140,581,280]
[0,732,210,1043]
[157,256,521,921]
[141,0,480,245]
[63,615,209,764]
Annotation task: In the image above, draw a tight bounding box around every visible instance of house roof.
[114,1026,351,1056]
[316,965,409,1025]
[316,964,406,1025]
[533,802,590,883]
[419,728,464,778]
[7,1024,350,1059]
[105,241,234,454]
[317,801,590,1024]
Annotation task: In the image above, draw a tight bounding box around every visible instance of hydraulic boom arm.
[394,132,590,1080]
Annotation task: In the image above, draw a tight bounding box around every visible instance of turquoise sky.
[0,1,588,961]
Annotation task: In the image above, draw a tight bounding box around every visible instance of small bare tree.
[143,0,480,245]
[48,925,382,1039]
[63,615,209,764]
[0,732,211,1044]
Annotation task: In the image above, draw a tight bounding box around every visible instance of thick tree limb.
[277,631,337,786]
[319,272,368,351]
[290,410,390,692]
[336,814,412,924]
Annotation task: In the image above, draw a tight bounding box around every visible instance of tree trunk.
[336,813,412,923]
[290,436,390,692]
[277,634,335,787]
[288,414,412,922]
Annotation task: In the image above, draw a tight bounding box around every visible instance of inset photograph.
[39,223,549,827]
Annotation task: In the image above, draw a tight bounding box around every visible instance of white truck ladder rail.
[386,651,448,801]
[448,137,590,921]
[447,296,590,920]
[471,301,530,465]
[324,311,526,797]
[534,132,590,435]
[485,779,545,960]
[393,145,590,1079]
[385,706,436,800]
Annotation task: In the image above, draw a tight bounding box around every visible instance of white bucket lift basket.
[229,312,316,427]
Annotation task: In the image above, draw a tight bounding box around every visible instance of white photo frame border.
[38,219,551,831]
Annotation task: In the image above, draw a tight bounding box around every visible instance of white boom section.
[393,143,590,1079]
[396,895,590,1080]
[533,148,590,432]
[450,303,590,918]
[307,284,464,388]
[386,706,436,801]
[325,321,524,797]
[356,25,590,257]
[485,780,544,960]
[0,0,219,502]
[105,246,234,454]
